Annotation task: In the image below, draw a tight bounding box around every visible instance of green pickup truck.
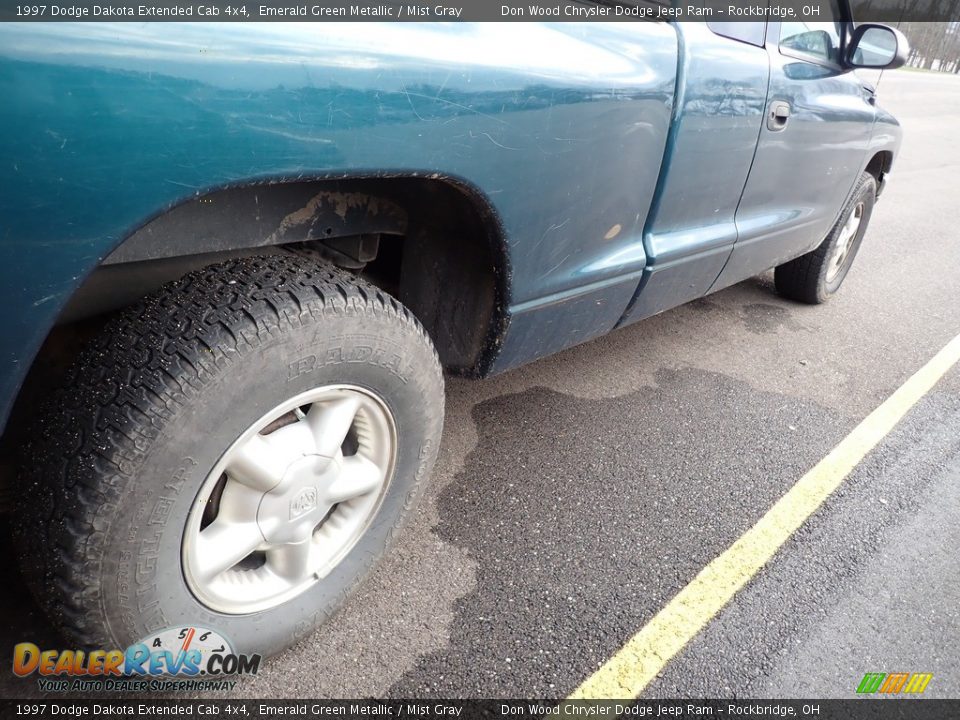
[0,16,906,656]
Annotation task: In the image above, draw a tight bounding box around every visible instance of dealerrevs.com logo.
[13,626,260,692]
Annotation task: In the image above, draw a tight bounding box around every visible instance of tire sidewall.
[99,313,442,657]
[820,175,877,299]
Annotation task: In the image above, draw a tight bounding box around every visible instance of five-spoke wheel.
[183,386,397,614]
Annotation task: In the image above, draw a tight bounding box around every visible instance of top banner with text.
[1,0,958,23]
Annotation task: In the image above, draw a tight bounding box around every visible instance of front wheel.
[775,172,877,304]
[15,255,444,656]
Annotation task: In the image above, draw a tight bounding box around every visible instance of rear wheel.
[775,172,877,304]
[14,255,444,656]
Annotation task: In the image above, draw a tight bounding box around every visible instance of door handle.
[767,101,791,131]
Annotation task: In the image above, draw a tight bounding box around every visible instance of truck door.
[711,5,876,293]
[618,21,770,325]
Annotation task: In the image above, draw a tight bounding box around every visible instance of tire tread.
[14,255,440,648]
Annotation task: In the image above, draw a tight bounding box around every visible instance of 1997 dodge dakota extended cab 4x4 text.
[0,14,907,655]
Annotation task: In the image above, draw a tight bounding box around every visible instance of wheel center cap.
[256,454,340,544]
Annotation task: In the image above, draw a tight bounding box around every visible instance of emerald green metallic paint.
[0,21,902,432]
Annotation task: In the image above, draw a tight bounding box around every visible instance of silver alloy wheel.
[826,202,864,283]
[182,385,397,614]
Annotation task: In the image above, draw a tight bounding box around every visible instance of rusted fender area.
[105,186,410,265]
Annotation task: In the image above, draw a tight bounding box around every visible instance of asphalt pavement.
[1,70,958,700]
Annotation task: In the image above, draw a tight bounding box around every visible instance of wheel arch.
[864,150,894,184]
[0,174,511,443]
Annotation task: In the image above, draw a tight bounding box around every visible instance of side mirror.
[847,24,909,70]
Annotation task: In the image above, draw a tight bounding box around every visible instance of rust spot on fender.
[265,190,407,245]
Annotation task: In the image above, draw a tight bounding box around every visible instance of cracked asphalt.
[1,71,958,700]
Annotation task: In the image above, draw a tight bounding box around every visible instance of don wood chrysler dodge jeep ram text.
[0,17,907,655]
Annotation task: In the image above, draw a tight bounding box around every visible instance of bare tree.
[900,23,960,73]
[850,2,960,73]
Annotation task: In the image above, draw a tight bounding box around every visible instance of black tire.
[775,172,877,304]
[13,255,444,656]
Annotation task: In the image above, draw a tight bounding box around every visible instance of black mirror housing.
[847,24,910,70]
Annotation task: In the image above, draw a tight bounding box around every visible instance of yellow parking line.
[569,332,960,700]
